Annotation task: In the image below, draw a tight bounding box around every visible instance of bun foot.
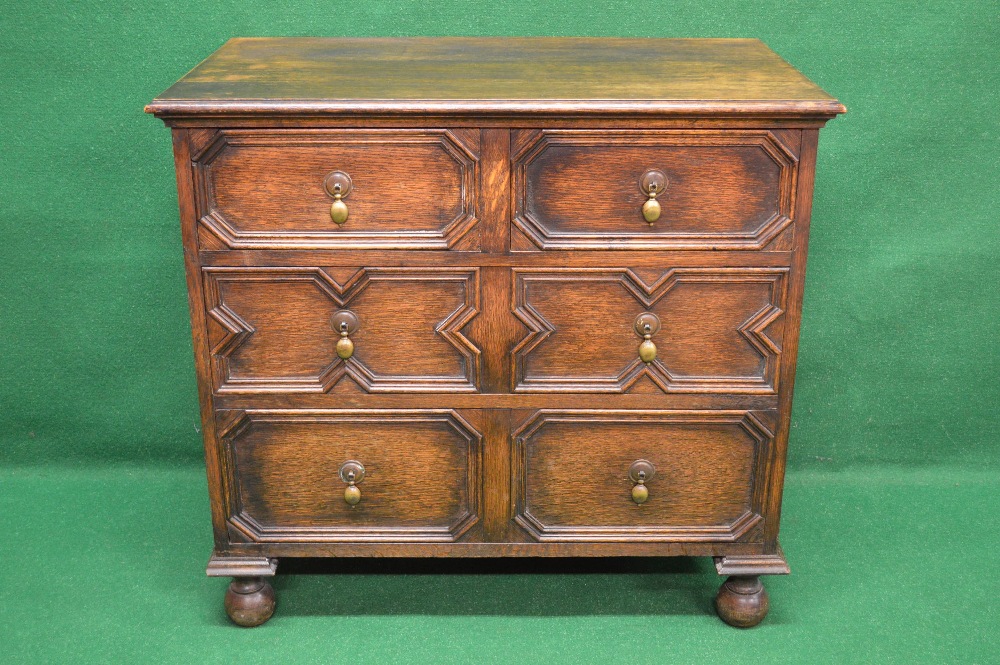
[715,575,769,628]
[224,576,276,627]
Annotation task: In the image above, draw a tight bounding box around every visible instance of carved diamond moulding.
[203,267,480,394]
[512,267,788,394]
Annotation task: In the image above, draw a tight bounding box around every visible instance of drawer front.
[220,410,481,543]
[513,410,772,542]
[193,129,479,250]
[204,267,480,393]
[512,130,797,250]
[513,267,788,393]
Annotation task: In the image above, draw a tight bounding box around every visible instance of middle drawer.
[203,266,481,394]
[202,264,789,396]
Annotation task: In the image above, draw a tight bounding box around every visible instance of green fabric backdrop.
[2,1,997,470]
[1,2,997,663]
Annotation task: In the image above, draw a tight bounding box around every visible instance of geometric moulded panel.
[204,267,480,393]
[193,129,480,250]
[220,409,482,543]
[512,409,774,542]
[513,267,787,393]
[512,130,799,251]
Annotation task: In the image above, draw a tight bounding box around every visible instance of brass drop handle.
[628,459,656,505]
[640,169,667,225]
[336,321,354,359]
[330,184,349,225]
[634,312,661,364]
[632,471,649,504]
[339,460,365,507]
[331,310,359,360]
[642,183,661,224]
[638,323,657,363]
[324,171,353,226]
[344,471,361,505]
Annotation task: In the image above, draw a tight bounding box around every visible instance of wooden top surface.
[146,37,845,117]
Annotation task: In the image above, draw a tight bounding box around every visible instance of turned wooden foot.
[715,575,769,628]
[224,577,276,627]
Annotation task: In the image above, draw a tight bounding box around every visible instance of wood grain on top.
[146,37,845,116]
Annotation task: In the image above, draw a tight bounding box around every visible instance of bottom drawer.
[512,410,774,542]
[218,409,481,543]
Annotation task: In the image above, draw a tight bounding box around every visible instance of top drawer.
[192,129,480,250]
[512,130,799,251]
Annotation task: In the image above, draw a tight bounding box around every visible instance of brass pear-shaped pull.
[638,326,657,363]
[336,322,354,359]
[324,171,353,226]
[642,184,661,224]
[331,310,360,360]
[330,190,349,225]
[634,312,661,364]
[640,169,667,225]
[339,460,365,507]
[628,459,656,505]
[632,472,649,504]
[344,472,361,505]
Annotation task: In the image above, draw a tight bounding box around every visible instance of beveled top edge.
[146,98,847,117]
[147,37,845,119]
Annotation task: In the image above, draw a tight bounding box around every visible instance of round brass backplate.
[628,459,656,483]
[323,171,353,198]
[640,169,667,196]
[634,312,661,337]
[331,309,360,334]
[339,460,366,484]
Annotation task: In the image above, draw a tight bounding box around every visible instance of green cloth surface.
[2,0,998,469]
[2,466,997,663]
[1,1,998,662]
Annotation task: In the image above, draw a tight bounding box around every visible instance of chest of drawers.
[147,37,844,628]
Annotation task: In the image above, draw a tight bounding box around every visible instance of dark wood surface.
[146,38,844,118]
[181,122,805,556]
[512,410,770,541]
[222,410,480,542]
[195,129,480,249]
[204,267,480,393]
[150,37,844,626]
[513,129,796,250]
[716,575,770,628]
[513,268,787,393]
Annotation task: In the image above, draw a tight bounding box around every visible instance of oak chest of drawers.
[147,37,844,627]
